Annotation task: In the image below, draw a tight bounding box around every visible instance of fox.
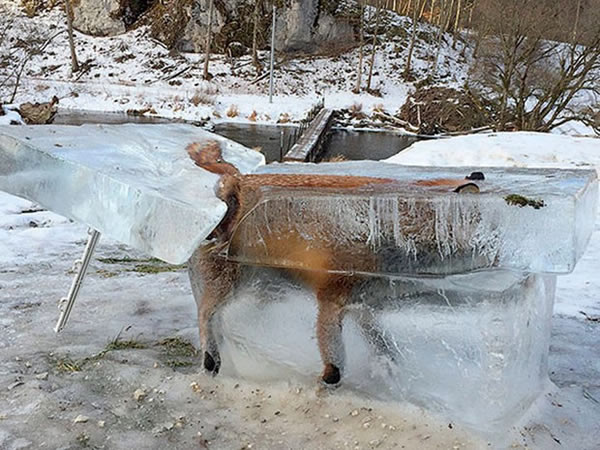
[186,139,482,385]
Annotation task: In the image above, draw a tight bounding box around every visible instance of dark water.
[326,128,419,161]
[53,110,179,125]
[53,111,419,162]
[213,123,419,163]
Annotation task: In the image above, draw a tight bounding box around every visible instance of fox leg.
[315,276,354,385]
[197,288,225,374]
[189,249,239,375]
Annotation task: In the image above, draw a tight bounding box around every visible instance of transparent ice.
[0,124,265,264]
[194,267,555,434]
[187,161,597,435]
[227,161,598,275]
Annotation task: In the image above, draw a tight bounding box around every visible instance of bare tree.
[64,0,79,74]
[203,0,214,80]
[430,0,451,75]
[251,0,262,72]
[366,0,382,91]
[404,0,423,78]
[451,0,462,48]
[469,0,600,132]
[572,0,583,44]
[354,0,366,93]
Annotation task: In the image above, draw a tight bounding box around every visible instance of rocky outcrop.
[69,0,359,54]
[275,0,357,53]
[71,0,125,36]
[70,0,153,37]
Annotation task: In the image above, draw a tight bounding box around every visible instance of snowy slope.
[0,0,469,125]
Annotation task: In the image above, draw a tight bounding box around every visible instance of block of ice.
[193,264,555,434]
[225,161,598,275]
[0,124,265,264]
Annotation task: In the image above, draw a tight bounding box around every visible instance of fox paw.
[321,363,341,385]
[203,351,221,375]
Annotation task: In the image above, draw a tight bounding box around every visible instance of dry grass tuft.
[349,103,366,120]
[277,112,291,123]
[226,104,239,118]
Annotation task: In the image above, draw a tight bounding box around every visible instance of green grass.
[158,337,198,358]
[504,194,546,209]
[55,356,82,373]
[165,360,194,368]
[97,256,186,274]
[129,263,186,274]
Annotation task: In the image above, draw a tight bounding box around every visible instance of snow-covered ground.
[0,0,469,126]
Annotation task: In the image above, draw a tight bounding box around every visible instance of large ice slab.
[0,124,264,264]
[225,161,598,275]
[188,262,556,435]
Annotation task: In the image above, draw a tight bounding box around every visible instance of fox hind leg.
[315,276,354,385]
[189,249,239,376]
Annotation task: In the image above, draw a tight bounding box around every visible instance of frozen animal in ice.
[187,140,482,385]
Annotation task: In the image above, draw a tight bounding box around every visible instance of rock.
[73,415,89,423]
[139,0,356,54]
[71,0,125,36]
[35,372,49,380]
[18,96,59,125]
[275,0,356,53]
[97,420,105,428]
[152,422,174,435]
[133,388,146,401]
[71,0,155,36]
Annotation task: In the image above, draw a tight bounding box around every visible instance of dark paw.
[321,363,341,385]
[203,351,220,375]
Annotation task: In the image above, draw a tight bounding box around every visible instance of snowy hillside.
[0,0,469,125]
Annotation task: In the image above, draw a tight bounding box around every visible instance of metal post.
[269,3,276,104]
[54,229,101,333]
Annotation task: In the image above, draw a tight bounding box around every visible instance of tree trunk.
[367,0,382,91]
[468,0,475,28]
[430,0,447,75]
[354,1,365,93]
[419,0,427,20]
[252,0,261,71]
[404,0,421,78]
[203,0,214,80]
[64,0,79,74]
[452,0,462,49]
[444,0,455,32]
[572,0,583,44]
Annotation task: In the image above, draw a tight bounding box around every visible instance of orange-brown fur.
[186,140,476,384]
